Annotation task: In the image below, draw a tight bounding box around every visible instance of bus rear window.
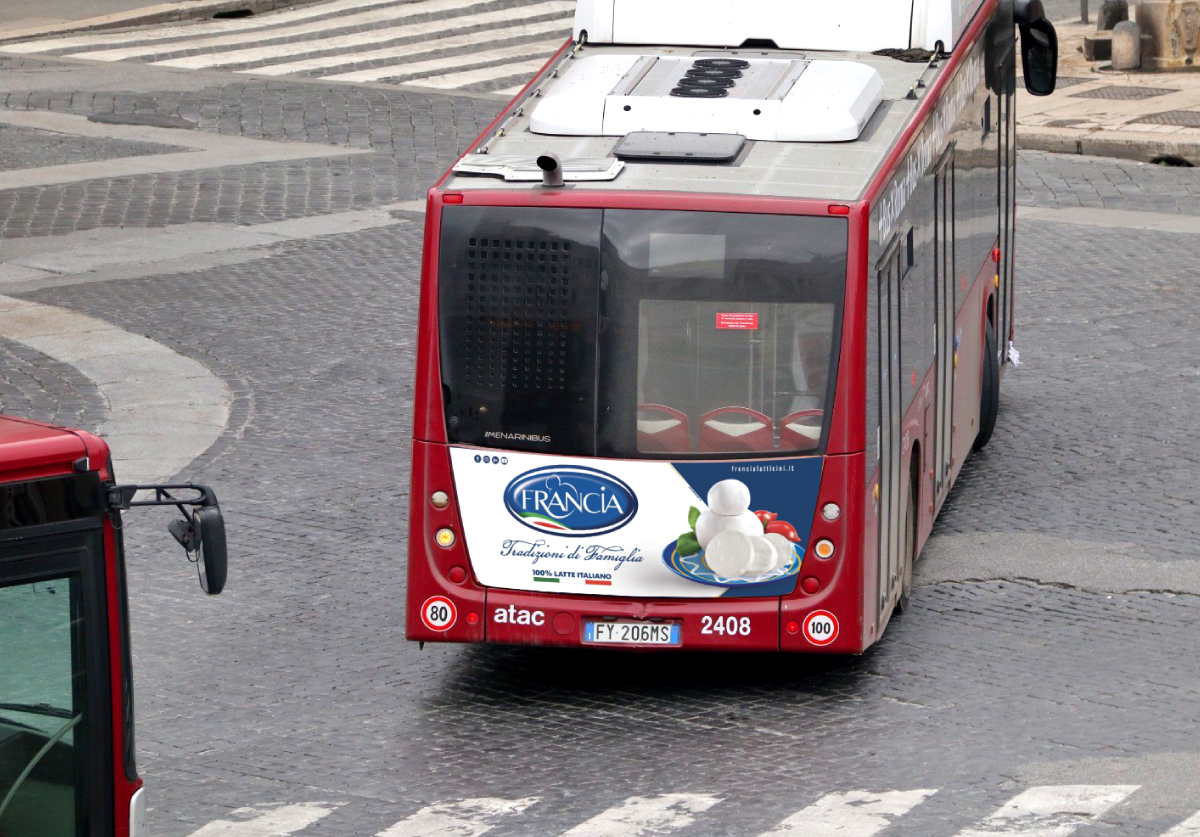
[438,208,846,459]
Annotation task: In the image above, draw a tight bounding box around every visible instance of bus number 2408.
[701,616,752,636]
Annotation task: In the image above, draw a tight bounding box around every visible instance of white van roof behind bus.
[574,0,985,52]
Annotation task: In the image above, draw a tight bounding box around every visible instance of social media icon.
[474,455,481,463]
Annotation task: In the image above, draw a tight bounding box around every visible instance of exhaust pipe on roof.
[537,153,564,187]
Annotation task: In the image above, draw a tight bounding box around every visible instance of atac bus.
[0,414,226,837]
[406,0,1058,652]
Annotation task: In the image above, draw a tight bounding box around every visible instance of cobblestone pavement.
[0,335,106,430]
[0,68,499,238]
[0,122,185,170]
[1016,150,1200,215]
[3,53,1200,837]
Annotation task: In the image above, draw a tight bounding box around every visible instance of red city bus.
[0,414,226,837]
[407,0,1058,652]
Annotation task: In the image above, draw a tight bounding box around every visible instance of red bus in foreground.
[0,415,226,837]
[407,0,1058,653]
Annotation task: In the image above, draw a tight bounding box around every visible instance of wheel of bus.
[975,320,1000,450]
[897,470,917,614]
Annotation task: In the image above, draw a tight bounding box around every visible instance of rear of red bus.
[406,192,872,653]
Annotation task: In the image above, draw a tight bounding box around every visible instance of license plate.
[583,620,681,646]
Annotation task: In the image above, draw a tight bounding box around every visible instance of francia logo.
[503,466,638,537]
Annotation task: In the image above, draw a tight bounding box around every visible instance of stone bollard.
[1138,0,1200,69]
[1112,20,1142,69]
[1098,0,1129,30]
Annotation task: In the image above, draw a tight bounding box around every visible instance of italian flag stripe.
[532,576,560,584]
[585,580,612,586]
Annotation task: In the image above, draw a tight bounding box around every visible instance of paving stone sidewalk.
[1019,18,1200,164]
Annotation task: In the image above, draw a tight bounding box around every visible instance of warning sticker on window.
[716,313,759,330]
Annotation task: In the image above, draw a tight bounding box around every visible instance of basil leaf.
[677,533,701,556]
[687,506,701,531]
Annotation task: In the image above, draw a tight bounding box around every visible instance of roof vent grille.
[531,54,885,143]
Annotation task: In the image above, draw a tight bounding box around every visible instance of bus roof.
[440,44,948,203]
[0,416,92,481]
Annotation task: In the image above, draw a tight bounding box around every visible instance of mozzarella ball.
[764,533,796,570]
[704,530,754,577]
[744,535,778,576]
[706,479,752,516]
[696,509,764,550]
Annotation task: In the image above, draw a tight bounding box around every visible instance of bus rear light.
[821,502,841,521]
[435,528,456,548]
[828,204,851,215]
[444,194,464,204]
[814,539,835,560]
[992,246,1002,263]
[802,576,820,594]
[786,620,800,634]
[448,566,467,583]
[466,612,480,626]
[431,490,450,509]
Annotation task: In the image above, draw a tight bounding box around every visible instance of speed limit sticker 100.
[421,596,457,632]
[802,610,839,647]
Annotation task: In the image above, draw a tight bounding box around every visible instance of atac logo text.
[503,466,638,537]
[493,606,545,626]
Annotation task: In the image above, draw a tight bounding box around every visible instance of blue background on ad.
[672,458,824,598]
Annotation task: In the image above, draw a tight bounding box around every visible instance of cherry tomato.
[754,510,777,529]
[765,520,800,543]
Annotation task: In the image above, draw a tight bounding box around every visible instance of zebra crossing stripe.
[1,0,409,54]
[185,803,340,837]
[330,40,563,85]
[557,794,721,837]
[1164,812,1200,836]
[760,789,938,836]
[953,785,1139,837]
[376,797,538,837]
[66,0,517,62]
[416,57,560,90]
[310,29,567,81]
[148,1,574,70]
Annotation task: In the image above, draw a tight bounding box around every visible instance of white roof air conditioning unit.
[531,55,884,143]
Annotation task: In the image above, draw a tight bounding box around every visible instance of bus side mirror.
[109,482,228,595]
[169,505,227,595]
[1015,0,1058,96]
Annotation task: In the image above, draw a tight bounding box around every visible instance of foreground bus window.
[0,578,89,837]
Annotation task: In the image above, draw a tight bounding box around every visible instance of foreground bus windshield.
[438,209,847,459]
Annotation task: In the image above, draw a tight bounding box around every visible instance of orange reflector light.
[435,528,456,548]
[444,194,464,204]
[828,204,851,216]
[814,539,836,559]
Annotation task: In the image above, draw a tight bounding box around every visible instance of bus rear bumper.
[484,590,780,650]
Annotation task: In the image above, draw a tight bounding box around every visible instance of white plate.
[583,620,680,646]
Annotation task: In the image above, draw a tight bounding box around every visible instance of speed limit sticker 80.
[421,596,457,632]
[802,610,839,647]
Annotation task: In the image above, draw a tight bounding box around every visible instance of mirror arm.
[107,483,219,512]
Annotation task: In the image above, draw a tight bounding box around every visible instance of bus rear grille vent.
[462,236,575,392]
